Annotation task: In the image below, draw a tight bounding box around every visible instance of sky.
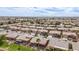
[0,0,79,16]
[0,0,79,7]
[0,7,79,17]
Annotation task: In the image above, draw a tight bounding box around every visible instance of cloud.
[71,7,79,12]
[0,7,79,16]
[44,7,65,12]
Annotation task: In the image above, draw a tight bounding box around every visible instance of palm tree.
[35,29,39,36]
[75,31,79,42]
[60,30,63,39]
[68,38,73,51]
[5,26,9,33]
[47,29,51,37]
[68,43,73,51]
[36,38,40,50]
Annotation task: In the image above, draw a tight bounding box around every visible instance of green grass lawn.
[8,44,34,51]
[0,35,35,51]
[0,42,9,48]
[0,42,35,51]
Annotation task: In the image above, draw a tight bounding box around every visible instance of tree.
[67,37,73,51]
[47,29,51,36]
[0,23,3,25]
[35,29,39,36]
[0,35,6,46]
[55,21,61,25]
[68,43,73,51]
[55,21,61,27]
[8,21,12,24]
[41,32,48,38]
[30,21,34,24]
[60,30,63,38]
[36,38,40,42]
[36,38,40,50]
